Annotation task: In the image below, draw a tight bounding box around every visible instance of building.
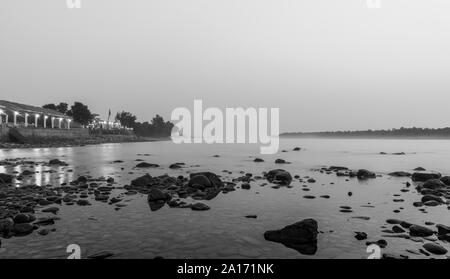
[0,100,74,129]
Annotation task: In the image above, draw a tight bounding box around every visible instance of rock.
[357,169,376,179]
[135,162,159,168]
[191,202,210,211]
[329,166,349,171]
[37,229,50,236]
[245,215,257,219]
[307,178,316,183]
[414,167,426,171]
[440,176,450,186]
[13,213,34,224]
[188,175,211,188]
[422,179,447,190]
[265,169,293,186]
[421,195,444,204]
[0,173,14,184]
[411,172,441,182]
[87,251,115,259]
[355,232,368,240]
[264,219,318,255]
[0,218,14,234]
[42,207,59,214]
[253,158,264,163]
[130,174,153,187]
[409,225,434,237]
[189,172,223,189]
[423,243,448,255]
[392,225,406,233]
[293,147,301,151]
[275,159,288,164]
[169,163,183,169]
[388,171,411,177]
[366,239,388,248]
[436,224,450,235]
[424,200,440,207]
[303,195,316,199]
[241,183,251,190]
[13,223,35,236]
[76,199,91,206]
[48,159,67,166]
[147,188,171,202]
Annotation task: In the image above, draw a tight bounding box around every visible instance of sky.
[1,0,450,132]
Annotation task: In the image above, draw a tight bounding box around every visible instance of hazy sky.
[1,0,450,132]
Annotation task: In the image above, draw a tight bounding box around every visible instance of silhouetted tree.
[43,102,69,114]
[115,111,137,128]
[67,102,95,126]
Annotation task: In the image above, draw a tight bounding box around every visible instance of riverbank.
[0,135,170,149]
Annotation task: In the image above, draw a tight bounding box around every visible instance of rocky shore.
[1,147,450,259]
[0,135,167,149]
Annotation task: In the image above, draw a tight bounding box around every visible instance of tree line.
[42,102,173,138]
[281,127,450,138]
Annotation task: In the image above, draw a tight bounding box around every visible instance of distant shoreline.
[280,134,450,140]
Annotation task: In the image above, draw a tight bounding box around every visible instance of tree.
[67,102,95,126]
[115,111,137,128]
[43,102,69,114]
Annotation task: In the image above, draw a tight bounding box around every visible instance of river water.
[0,138,449,259]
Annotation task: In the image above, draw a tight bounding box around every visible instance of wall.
[7,127,90,143]
[0,124,10,142]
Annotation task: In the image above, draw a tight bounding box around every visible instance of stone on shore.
[357,169,376,179]
[130,174,153,187]
[423,243,448,255]
[411,172,441,182]
[191,202,210,211]
[264,219,318,255]
[147,188,171,202]
[388,171,411,177]
[135,162,159,168]
[409,225,434,237]
[265,169,292,186]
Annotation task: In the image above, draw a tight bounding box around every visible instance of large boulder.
[357,169,376,179]
[265,169,293,186]
[264,219,318,255]
[422,179,447,190]
[421,195,444,204]
[147,188,171,202]
[411,172,441,182]
[388,171,411,177]
[436,224,450,235]
[131,174,153,187]
[188,172,223,189]
[423,243,448,255]
[135,162,159,168]
[0,173,14,184]
[440,176,450,186]
[409,225,434,237]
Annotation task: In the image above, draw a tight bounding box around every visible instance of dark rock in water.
[0,173,14,184]
[357,169,376,179]
[13,223,35,236]
[293,147,301,151]
[245,215,257,219]
[147,188,171,202]
[409,225,434,237]
[189,172,223,189]
[13,213,34,224]
[422,179,447,190]
[422,194,444,204]
[386,219,403,225]
[131,174,153,187]
[148,201,165,211]
[307,178,316,183]
[0,218,14,234]
[87,251,115,259]
[388,171,411,177]
[76,199,91,206]
[169,163,183,169]
[189,175,211,188]
[34,217,57,226]
[48,159,67,166]
[253,158,264,163]
[303,195,316,199]
[366,239,388,248]
[392,225,406,233]
[264,219,318,255]
[42,207,59,214]
[241,183,251,190]
[355,232,368,240]
[275,159,288,164]
[436,224,450,235]
[329,166,349,171]
[37,229,50,236]
[440,176,450,186]
[411,172,441,182]
[423,243,448,255]
[438,234,450,242]
[424,200,440,207]
[191,202,210,211]
[320,195,330,199]
[414,167,426,171]
[135,162,159,168]
[265,169,293,186]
